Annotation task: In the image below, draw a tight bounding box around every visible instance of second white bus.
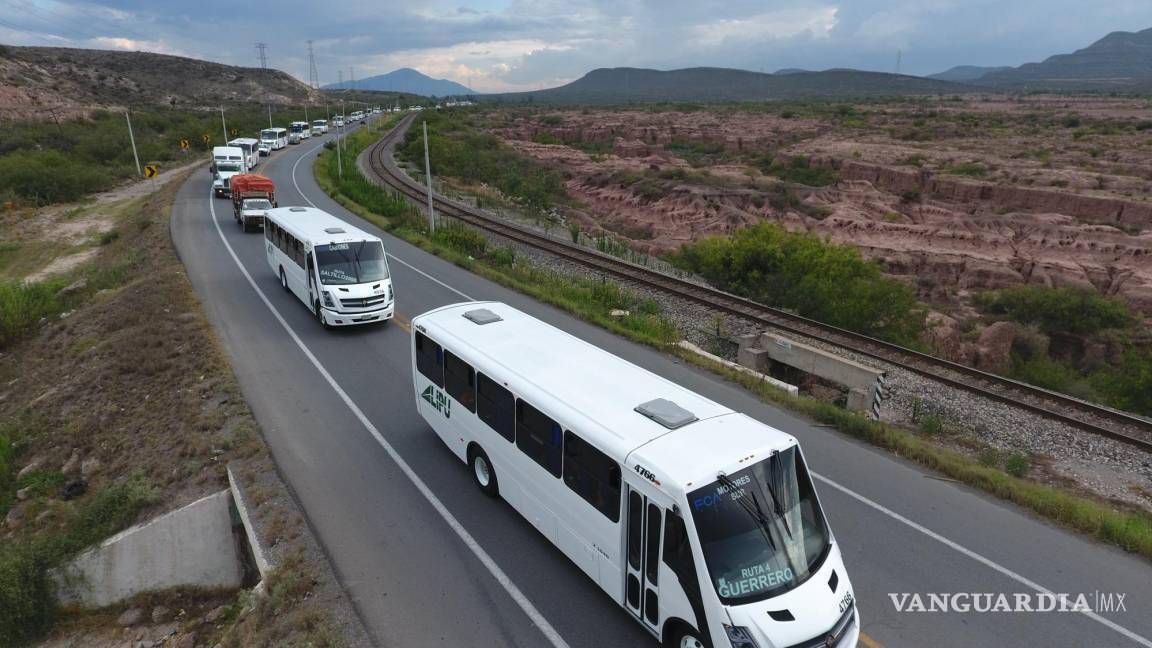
[412,302,858,648]
[264,206,394,327]
[259,127,288,155]
[228,137,260,170]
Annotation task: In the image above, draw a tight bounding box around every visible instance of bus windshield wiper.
[765,452,792,540]
[717,473,775,550]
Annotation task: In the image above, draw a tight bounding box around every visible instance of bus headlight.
[322,290,335,308]
[388,285,393,301]
[723,624,759,648]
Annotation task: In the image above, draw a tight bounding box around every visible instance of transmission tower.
[895,49,902,75]
[349,67,355,90]
[255,42,268,68]
[307,40,319,89]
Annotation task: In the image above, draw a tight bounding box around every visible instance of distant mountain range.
[931,27,1152,90]
[487,66,970,104]
[323,68,474,96]
[928,65,1011,82]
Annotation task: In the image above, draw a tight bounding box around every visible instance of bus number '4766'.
[421,385,451,419]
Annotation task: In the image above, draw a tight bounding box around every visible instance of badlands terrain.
[478,97,1152,361]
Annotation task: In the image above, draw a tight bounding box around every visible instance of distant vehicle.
[312,119,328,135]
[411,301,858,648]
[264,206,394,327]
[230,174,276,232]
[290,121,311,141]
[259,127,288,155]
[350,110,363,122]
[288,131,301,145]
[334,117,345,128]
[227,137,260,170]
[211,146,245,198]
[210,145,244,176]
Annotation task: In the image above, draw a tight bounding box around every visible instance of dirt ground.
[486,98,1152,323]
[1,171,369,647]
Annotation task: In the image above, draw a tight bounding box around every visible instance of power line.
[255,42,268,69]
[307,39,319,89]
[0,16,59,43]
[7,1,105,41]
[53,0,151,41]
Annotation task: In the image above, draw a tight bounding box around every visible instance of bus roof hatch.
[463,308,503,325]
[634,398,697,429]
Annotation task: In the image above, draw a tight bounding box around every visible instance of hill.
[0,45,322,119]
[928,65,1010,81]
[324,68,474,96]
[322,88,432,108]
[486,66,973,104]
[973,27,1152,90]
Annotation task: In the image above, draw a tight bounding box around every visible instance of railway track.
[364,114,1152,453]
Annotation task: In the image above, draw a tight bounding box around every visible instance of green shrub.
[977,285,1131,336]
[0,279,69,348]
[758,156,838,186]
[918,415,944,436]
[489,247,515,268]
[944,162,987,178]
[0,546,53,646]
[1005,453,1030,477]
[432,222,487,257]
[670,223,925,345]
[1091,350,1152,416]
[531,132,562,145]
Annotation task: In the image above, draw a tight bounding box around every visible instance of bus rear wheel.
[280,268,288,292]
[469,446,499,498]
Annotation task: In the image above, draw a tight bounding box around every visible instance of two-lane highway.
[171,122,1152,647]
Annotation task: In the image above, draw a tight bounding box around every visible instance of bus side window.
[414,332,444,387]
[663,513,698,591]
[562,431,621,522]
[444,351,476,413]
[515,399,562,478]
[477,373,514,442]
[293,239,304,267]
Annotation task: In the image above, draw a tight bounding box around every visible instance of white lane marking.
[287,128,1152,648]
[290,138,474,301]
[204,191,569,648]
[814,472,1152,648]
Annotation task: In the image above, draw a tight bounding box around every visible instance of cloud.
[1,1,1151,91]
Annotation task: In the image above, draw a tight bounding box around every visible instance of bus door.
[306,252,317,307]
[624,483,666,633]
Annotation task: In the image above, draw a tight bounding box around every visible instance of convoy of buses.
[208,109,858,648]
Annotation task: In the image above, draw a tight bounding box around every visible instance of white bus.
[264,206,394,327]
[227,137,260,170]
[289,121,311,141]
[312,119,329,135]
[259,127,288,155]
[412,302,858,648]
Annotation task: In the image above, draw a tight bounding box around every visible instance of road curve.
[170,122,1152,648]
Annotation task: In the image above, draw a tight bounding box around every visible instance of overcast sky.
[1,1,1151,92]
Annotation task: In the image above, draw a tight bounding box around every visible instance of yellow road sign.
[229,128,238,137]
[202,133,211,144]
[179,138,190,149]
[144,165,159,178]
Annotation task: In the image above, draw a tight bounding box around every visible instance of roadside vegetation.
[396,109,567,216]
[317,117,1152,562]
[976,285,1152,416]
[670,223,926,346]
[0,173,358,645]
[1,105,326,206]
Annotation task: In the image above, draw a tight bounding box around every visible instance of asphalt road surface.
[170,121,1152,648]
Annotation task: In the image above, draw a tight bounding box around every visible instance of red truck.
[230,174,277,232]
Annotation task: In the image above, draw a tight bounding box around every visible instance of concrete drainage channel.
[51,464,269,609]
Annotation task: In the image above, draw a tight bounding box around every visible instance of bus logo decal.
[421,385,451,419]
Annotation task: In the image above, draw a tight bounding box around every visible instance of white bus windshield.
[316,241,390,285]
[688,446,831,604]
[216,162,242,172]
[260,130,276,140]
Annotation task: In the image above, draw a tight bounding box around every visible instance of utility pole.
[307,40,319,89]
[423,120,434,232]
[125,112,141,176]
[220,106,228,144]
[338,69,343,91]
[336,100,345,180]
[267,104,273,129]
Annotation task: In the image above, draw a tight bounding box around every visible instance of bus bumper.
[320,304,394,327]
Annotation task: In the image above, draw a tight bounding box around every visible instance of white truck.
[211,146,246,198]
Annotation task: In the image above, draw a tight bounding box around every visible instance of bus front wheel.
[667,626,707,648]
[469,446,499,498]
